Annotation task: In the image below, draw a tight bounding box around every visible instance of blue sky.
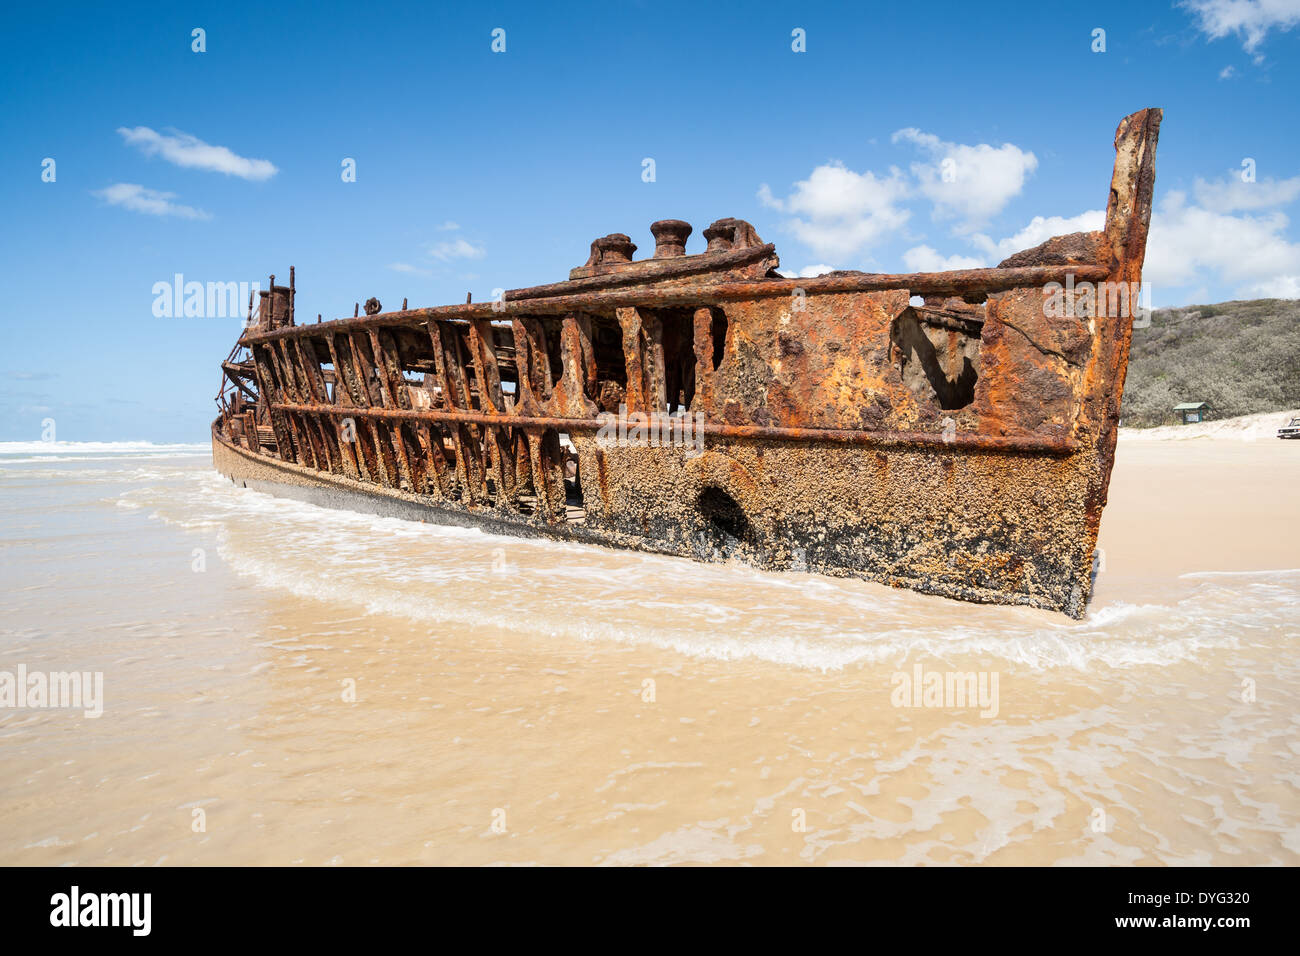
[3,0,1299,441]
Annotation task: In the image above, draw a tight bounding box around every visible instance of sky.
[2,0,1299,442]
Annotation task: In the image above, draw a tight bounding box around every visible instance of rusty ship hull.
[212,109,1161,618]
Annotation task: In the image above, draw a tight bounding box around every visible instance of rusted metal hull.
[212,421,1091,613]
[211,110,1162,618]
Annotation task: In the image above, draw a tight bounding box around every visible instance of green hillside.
[1120,298,1300,427]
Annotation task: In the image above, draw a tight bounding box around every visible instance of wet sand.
[0,438,1297,865]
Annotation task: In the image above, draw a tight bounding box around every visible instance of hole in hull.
[697,486,750,551]
[891,307,980,410]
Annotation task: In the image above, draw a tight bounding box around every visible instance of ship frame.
[212,109,1162,618]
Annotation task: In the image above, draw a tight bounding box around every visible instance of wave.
[0,441,209,458]
[114,471,1299,673]
[0,442,206,463]
[1181,568,1300,579]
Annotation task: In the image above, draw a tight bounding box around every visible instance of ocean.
[1,438,1297,864]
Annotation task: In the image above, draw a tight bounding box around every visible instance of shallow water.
[1,439,1297,864]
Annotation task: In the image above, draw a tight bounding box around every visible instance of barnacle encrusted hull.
[212,109,1161,618]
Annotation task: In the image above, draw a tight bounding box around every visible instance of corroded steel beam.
[350,332,399,489]
[269,400,1075,455]
[511,242,777,299]
[239,264,1113,345]
[221,361,259,399]
[368,327,417,488]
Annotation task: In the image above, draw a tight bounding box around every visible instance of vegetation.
[1120,298,1300,427]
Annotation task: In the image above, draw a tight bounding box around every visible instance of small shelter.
[1173,401,1211,424]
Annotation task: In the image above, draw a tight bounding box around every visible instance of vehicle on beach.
[212,109,1162,619]
[1278,417,1300,439]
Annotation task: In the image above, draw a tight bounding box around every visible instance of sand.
[0,431,1296,865]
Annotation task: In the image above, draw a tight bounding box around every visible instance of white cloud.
[1192,173,1300,212]
[93,183,210,219]
[947,196,1300,302]
[797,264,837,277]
[902,245,987,272]
[1242,274,1300,298]
[1144,190,1300,293]
[1219,64,1237,78]
[758,162,910,260]
[777,264,838,278]
[427,237,486,261]
[1179,0,1300,52]
[436,220,460,231]
[970,210,1106,261]
[117,126,278,181]
[389,262,432,277]
[892,128,1038,232]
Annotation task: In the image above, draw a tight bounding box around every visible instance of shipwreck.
[212,109,1161,618]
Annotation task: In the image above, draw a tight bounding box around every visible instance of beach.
[1,431,1297,865]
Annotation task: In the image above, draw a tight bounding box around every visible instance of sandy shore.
[1120,408,1300,441]
[1100,435,1300,595]
[1,436,1297,865]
